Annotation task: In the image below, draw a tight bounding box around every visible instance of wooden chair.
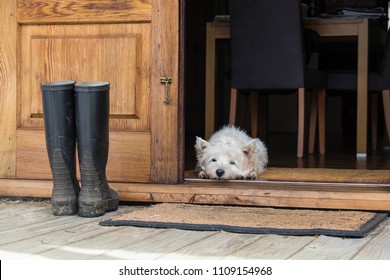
[229,0,327,158]
[310,28,390,154]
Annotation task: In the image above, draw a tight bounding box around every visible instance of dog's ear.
[243,139,256,156]
[195,136,210,153]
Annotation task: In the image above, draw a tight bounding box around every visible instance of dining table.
[205,17,370,157]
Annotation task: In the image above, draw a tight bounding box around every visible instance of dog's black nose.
[216,169,225,178]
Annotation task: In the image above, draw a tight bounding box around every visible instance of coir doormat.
[257,168,390,183]
[184,168,390,183]
[99,203,388,238]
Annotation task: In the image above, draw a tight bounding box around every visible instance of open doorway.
[184,0,390,178]
[184,0,239,175]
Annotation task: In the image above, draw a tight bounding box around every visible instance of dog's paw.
[245,171,257,180]
[198,171,208,179]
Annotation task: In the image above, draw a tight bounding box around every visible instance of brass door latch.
[160,76,172,104]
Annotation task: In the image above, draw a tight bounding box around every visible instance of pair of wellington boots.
[41,80,119,217]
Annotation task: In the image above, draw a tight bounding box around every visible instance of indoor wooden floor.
[1,199,390,260]
[267,133,390,170]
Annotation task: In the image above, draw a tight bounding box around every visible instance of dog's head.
[195,136,256,180]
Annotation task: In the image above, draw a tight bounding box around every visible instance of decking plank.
[353,219,390,259]
[0,221,125,259]
[0,201,139,245]
[90,229,218,260]
[159,231,263,260]
[28,227,161,260]
[1,199,390,260]
[223,235,315,260]
[0,200,50,219]
[0,210,58,232]
[288,235,372,260]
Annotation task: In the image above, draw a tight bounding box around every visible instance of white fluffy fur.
[195,126,268,180]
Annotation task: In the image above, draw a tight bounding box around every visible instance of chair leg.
[250,90,258,137]
[297,88,305,158]
[318,88,326,155]
[382,90,390,144]
[258,94,268,142]
[237,94,247,128]
[229,88,239,125]
[308,90,318,154]
[371,93,379,151]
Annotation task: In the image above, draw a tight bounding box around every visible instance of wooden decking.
[1,199,390,260]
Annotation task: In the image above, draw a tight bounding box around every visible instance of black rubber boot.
[41,80,80,215]
[75,82,119,217]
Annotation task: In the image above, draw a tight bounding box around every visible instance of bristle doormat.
[257,168,390,183]
[185,168,390,183]
[99,203,388,238]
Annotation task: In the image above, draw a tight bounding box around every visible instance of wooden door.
[0,0,180,184]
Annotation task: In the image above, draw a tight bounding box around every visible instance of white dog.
[195,126,268,180]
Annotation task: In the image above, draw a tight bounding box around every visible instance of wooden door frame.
[150,0,184,184]
[2,0,390,211]
[0,0,17,179]
[178,0,186,184]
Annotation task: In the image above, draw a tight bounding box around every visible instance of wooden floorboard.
[185,132,390,170]
[353,219,390,259]
[223,235,316,260]
[288,235,371,260]
[158,231,262,260]
[90,229,218,260]
[32,227,165,260]
[0,199,390,260]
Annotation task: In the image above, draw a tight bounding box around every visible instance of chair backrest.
[229,0,306,90]
[380,28,390,87]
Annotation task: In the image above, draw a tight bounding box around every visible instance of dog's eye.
[211,158,217,162]
[230,160,235,165]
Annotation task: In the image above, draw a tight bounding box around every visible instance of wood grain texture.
[356,18,369,155]
[16,7,153,183]
[0,0,17,178]
[18,23,151,131]
[224,235,315,260]
[290,235,370,260]
[2,179,390,211]
[17,0,152,24]
[159,232,261,260]
[1,200,390,260]
[354,221,390,259]
[16,129,151,182]
[150,0,180,183]
[90,230,216,260]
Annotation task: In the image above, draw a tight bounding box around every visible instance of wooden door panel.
[19,23,150,130]
[17,23,152,181]
[16,129,150,182]
[15,1,155,182]
[2,0,179,184]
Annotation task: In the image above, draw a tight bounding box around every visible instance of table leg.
[356,19,369,157]
[205,23,216,139]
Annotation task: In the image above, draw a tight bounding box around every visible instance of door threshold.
[1,177,390,211]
